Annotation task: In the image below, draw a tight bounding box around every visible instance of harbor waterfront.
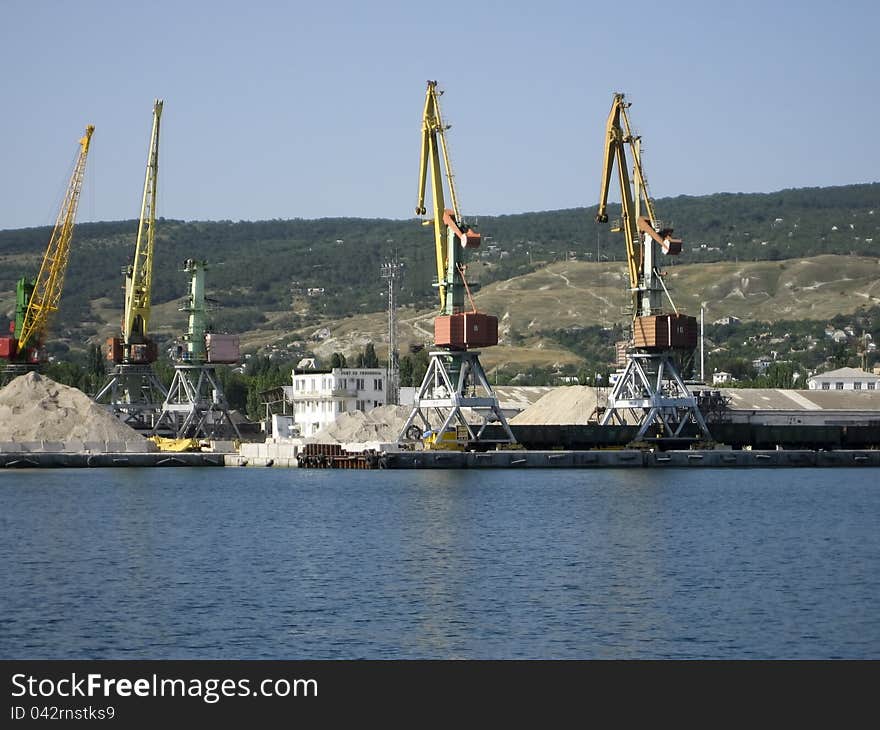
[1,467,877,659]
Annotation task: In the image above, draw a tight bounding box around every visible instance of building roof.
[719,388,880,411]
[808,367,880,382]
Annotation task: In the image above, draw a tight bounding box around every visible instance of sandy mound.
[308,404,414,444]
[510,386,603,425]
[0,372,150,444]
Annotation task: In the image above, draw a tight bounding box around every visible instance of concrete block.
[0,442,22,453]
[208,440,237,453]
[40,441,65,452]
[105,441,125,453]
[83,441,105,453]
[124,440,153,454]
[238,443,258,458]
[63,440,85,453]
[268,444,299,460]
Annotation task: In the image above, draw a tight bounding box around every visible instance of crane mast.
[1,125,94,373]
[121,98,163,362]
[151,259,242,441]
[399,81,514,449]
[594,92,710,445]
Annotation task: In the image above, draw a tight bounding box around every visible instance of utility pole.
[380,253,403,405]
[700,307,705,382]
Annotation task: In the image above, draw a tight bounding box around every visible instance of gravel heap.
[0,372,151,446]
[510,386,603,425]
[308,404,415,444]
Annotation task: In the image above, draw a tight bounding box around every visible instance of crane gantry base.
[152,364,241,441]
[94,364,168,431]
[399,350,516,448]
[600,352,712,444]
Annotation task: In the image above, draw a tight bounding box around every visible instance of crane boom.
[16,125,95,353]
[595,93,681,322]
[415,80,482,324]
[123,99,163,348]
[416,81,450,310]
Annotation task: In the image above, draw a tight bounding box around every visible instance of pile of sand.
[0,372,150,444]
[510,386,602,425]
[308,404,414,444]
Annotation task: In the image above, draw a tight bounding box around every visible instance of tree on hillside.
[355,343,379,368]
[398,348,429,387]
[87,344,105,380]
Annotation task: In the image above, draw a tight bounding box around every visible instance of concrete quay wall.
[379,449,880,469]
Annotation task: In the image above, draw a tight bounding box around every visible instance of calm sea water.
[1,467,878,659]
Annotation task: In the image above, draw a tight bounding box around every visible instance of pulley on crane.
[0,125,95,380]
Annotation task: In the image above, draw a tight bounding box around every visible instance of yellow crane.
[416,80,494,349]
[596,92,683,327]
[594,92,710,443]
[1,125,95,370]
[109,98,163,365]
[95,101,168,427]
[399,81,514,448]
[416,80,480,317]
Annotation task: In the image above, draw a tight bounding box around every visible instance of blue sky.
[2,0,878,230]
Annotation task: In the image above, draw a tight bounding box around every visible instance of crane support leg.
[152,364,241,440]
[399,350,516,448]
[94,364,168,430]
[601,352,712,444]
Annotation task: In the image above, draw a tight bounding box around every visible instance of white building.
[289,367,387,437]
[713,315,741,326]
[712,371,734,385]
[807,367,880,391]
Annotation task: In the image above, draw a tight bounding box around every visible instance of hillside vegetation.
[1,182,878,380]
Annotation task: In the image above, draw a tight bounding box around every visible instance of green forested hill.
[1,182,878,357]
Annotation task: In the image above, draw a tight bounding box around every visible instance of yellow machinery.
[1,125,95,376]
[594,93,710,444]
[94,101,168,427]
[399,81,515,450]
[148,435,200,452]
